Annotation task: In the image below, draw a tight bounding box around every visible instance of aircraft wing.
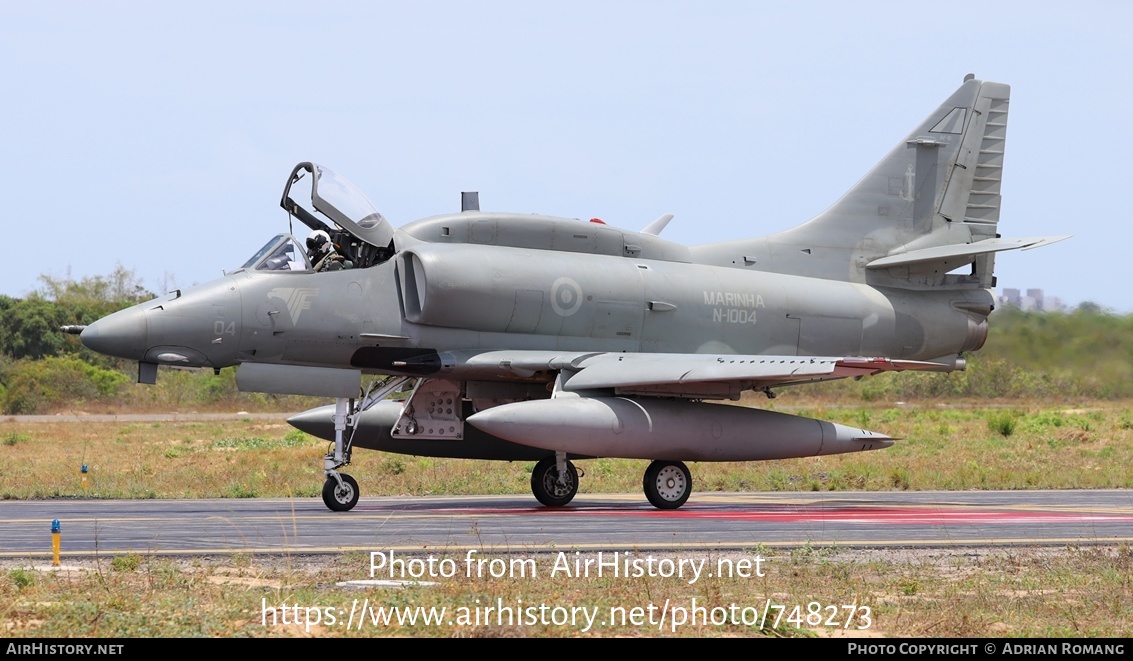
[453,350,952,398]
[562,353,949,390]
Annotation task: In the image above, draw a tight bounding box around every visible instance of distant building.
[997,288,1065,312]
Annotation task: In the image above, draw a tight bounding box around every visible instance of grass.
[2,546,1131,637]
[4,400,1133,500]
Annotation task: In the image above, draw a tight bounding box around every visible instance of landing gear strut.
[643,460,692,510]
[320,376,412,512]
[530,453,578,507]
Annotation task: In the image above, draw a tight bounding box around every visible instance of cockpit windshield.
[240,234,311,272]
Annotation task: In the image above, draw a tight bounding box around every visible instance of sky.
[2,1,1130,311]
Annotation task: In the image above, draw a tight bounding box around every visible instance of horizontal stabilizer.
[866,235,1071,270]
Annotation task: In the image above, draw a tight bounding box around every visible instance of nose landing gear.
[320,375,413,512]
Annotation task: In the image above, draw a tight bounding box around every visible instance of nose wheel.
[643,460,692,509]
[322,473,360,511]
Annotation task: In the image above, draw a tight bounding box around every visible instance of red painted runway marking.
[355,504,1133,525]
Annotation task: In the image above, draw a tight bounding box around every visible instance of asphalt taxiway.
[2,490,1131,558]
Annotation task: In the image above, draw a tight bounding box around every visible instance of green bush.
[0,298,71,360]
[9,568,34,589]
[111,554,142,572]
[192,369,239,403]
[986,411,1017,437]
[2,356,129,414]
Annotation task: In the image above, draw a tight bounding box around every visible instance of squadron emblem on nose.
[268,287,319,324]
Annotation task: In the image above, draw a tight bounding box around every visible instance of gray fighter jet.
[77,75,1066,511]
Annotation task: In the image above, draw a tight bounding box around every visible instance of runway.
[2,490,1132,559]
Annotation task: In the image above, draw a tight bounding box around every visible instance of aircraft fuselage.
[83,213,992,383]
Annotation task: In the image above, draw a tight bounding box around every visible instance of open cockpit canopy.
[280,162,396,269]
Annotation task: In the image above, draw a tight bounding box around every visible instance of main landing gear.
[530,453,579,506]
[529,454,693,510]
[643,460,692,510]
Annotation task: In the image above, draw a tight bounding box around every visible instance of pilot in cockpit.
[306,229,349,272]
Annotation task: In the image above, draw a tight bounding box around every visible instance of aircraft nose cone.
[80,307,148,361]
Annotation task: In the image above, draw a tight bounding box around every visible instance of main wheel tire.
[530,457,579,507]
[643,460,692,510]
[322,473,360,512]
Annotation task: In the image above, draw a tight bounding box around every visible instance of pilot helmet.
[306,230,332,255]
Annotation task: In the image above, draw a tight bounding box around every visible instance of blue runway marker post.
[81,464,88,490]
[51,519,61,567]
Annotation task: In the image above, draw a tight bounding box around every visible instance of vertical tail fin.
[702,76,1066,289]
